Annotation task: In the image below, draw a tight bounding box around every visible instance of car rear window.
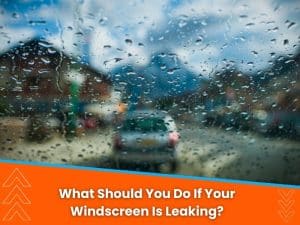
[121,118,168,132]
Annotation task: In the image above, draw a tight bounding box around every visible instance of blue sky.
[0,0,299,76]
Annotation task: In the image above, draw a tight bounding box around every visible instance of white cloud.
[170,0,300,73]
[35,0,165,71]
[1,0,299,76]
[87,25,150,71]
[175,44,220,76]
[0,27,36,53]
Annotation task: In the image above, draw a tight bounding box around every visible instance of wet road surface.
[1,118,299,185]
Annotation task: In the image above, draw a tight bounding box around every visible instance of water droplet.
[38,41,53,48]
[114,58,123,63]
[29,20,46,25]
[75,31,84,36]
[99,17,108,25]
[178,20,187,28]
[283,39,289,45]
[285,59,295,64]
[40,57,51,64]
[195,37,202,44]
[285,20,296,29]
[12,12,19,19]
[125,39,132,45]
[160,64,167,70]
[103,45,111,48]
[167,67,180,75]
[47,48,56,54]
[246,22,255,27]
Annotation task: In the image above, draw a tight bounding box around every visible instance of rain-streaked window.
[0,0,299,184]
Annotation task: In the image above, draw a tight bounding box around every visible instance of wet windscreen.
[0,0,299,185]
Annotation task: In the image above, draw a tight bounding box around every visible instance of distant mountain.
[111,51,203,103]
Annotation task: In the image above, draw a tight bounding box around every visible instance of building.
[0,38,114,117]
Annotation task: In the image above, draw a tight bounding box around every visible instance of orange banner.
[0,161,299,225]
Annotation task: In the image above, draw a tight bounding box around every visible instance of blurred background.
[0,0,299,184]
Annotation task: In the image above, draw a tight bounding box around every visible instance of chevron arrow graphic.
[278,210,295,223]
[278,189,295,223]
[2,202,31,221]
[279,190,295,200]
[2,168,32,222]
[2,185,31,205]
[2,168,31,188]
[278,199,295,212]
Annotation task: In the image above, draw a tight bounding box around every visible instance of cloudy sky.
[0,0,299,76]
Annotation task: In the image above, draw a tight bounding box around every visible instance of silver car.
[112,110,180,172]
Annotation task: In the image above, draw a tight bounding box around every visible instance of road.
[0,118,299,185]
[176,124,300,185]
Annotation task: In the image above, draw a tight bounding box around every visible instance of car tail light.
[84,117,97,129]
[168,131,180,148]
[113,135,123,150]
